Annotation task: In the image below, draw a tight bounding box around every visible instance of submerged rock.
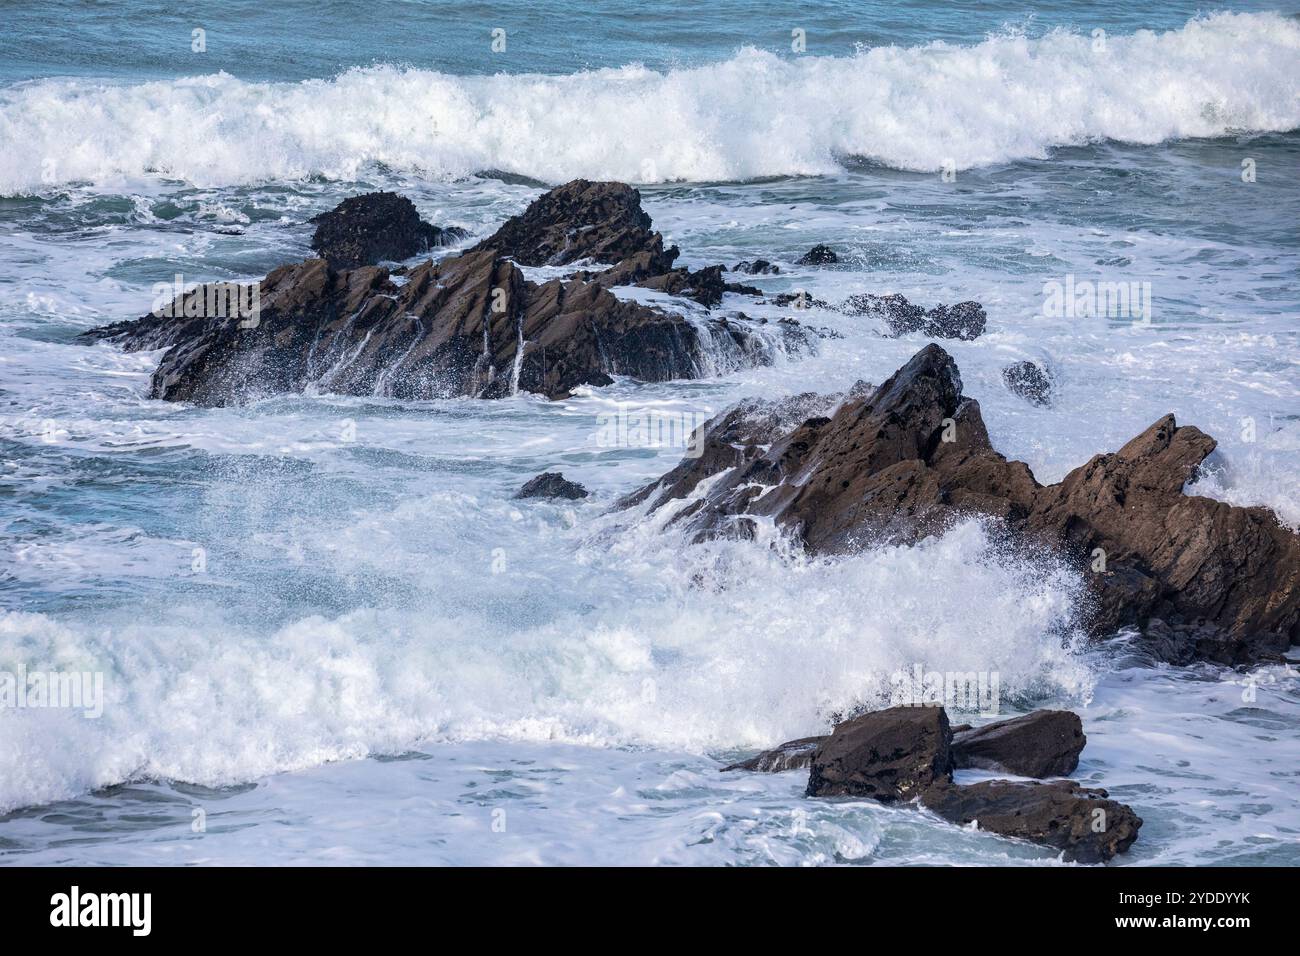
[310,192,467,269]
[951,710,1085,778]
[920,780,1141,864]
[806,706,953,801]
[625,344,1300,664]
[797,244,839,265]
[732,259,779,275]
[721,736,826,773]
[515,472,589,500]
[1002,359,1053,405]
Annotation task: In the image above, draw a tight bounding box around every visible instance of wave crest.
[1,12,1298,192]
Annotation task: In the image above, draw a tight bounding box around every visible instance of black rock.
[515,472,589,500]
[310,192,467,269]
[471,179,673,268]
[732,259,779,275]
[952,710,1085,778]
[797,244,839,265]
[721,736,826,773]
[924,301,986,340]
[1002,360,1053,405]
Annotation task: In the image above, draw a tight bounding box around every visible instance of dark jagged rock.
[625,344,1300,663]
[1003,360,1053,406]
[634,264,763,308]
[797,244,839,265]
[919,780,1142,864]
[471,179,673,268]
[515,472,589,500]
[952,710,1085,778]
[721,736,825,773]
[310,192,467,269]
[732,259,779,275]
[805,706,953,801]
[82,250,810,404]
[770,291,832,310]
[795,705,1140,862]
[840,293,927,334]
[924,301,986,340]
[840,293,985,340]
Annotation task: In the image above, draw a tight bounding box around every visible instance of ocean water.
[1,1,1299,865]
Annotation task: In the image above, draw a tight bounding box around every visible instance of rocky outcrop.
[840,293,987,340]
[310,192,467,269]
[1003,360,1053,405]
[83,249,810,404]
[919,780,1141,864]
[471,179,675,269]
[774,705,1143,862]
[951,710,1085,778]
[626,344,1300,663]
[721,736,824,773]
[798,245,839,265]
[805,706,953,801]
[82,178,823,404]
[515,472,589,500]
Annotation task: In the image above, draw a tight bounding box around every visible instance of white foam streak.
[2,13,1298,193]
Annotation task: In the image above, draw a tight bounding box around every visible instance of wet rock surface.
[470,179,673,268]
[797,244,839,265]
[919,779,1142,864]
[628,344,1300,664]
[951,710,1085,777]
[731,705,1141,862]
[82,181,813,403]
[515,472,589,500]
[732,259,779,275]
[806,706,953,801]
[310,191,467,269]
[1003,359,1054,405]
[840,292,987,340]
[721,736,825,773]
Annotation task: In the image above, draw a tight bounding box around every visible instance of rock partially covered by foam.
[806,706,953,801]
[515,472,589,500]
[625,344,1300,664]
[82,250,809,404]
[787,705,1141,862]
[1002,359,1054,405]
[920,779,1142,864]
[951,710,1085,777]
[310,192,467,269]
[840,293,987,340]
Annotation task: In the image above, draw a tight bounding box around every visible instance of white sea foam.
[0,517,1094,812]
[2,12,1298,193]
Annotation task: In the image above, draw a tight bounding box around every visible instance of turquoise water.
[0,4,1298,865]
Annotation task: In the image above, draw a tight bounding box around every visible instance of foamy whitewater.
[1,3,1298,865]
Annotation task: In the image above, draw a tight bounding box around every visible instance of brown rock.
[805,705,952,801]
[920,779,1142,864]
[952,710,1085,778]
[83,250,811,404]
[625,344,1300,663]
